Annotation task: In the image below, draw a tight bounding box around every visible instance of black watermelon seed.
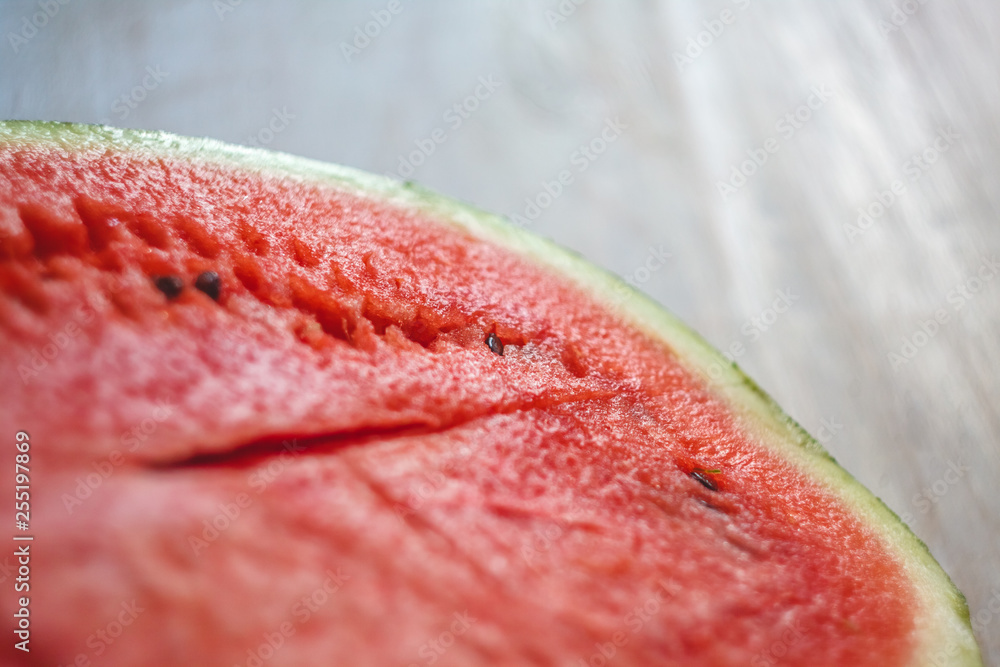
[153,275,184,300]
[194,271,222,301]
[485,333,504,356]
[697,498,724,513]
[690,470,718,492]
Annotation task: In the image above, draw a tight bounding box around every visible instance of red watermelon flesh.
[0,122,980,666]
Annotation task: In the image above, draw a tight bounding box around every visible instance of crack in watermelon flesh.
[1,133,923,666]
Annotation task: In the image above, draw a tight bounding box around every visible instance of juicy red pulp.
[0,140,916,666]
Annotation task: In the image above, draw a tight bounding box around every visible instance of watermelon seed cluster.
[151,271,221,301]
[4,194,535,363]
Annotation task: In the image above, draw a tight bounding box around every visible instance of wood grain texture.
[2,0,997,662]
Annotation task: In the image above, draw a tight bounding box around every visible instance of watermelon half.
[0,121,981,666]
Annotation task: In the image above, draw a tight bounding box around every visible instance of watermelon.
[0,121,981,667]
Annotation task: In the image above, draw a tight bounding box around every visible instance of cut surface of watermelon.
[0,122,981,666]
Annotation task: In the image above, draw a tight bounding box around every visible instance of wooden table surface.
[2,1,998,663]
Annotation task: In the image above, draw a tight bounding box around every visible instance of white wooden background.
[2,1,998,662]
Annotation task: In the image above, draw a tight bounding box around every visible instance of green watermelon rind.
[0,121,982,666]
